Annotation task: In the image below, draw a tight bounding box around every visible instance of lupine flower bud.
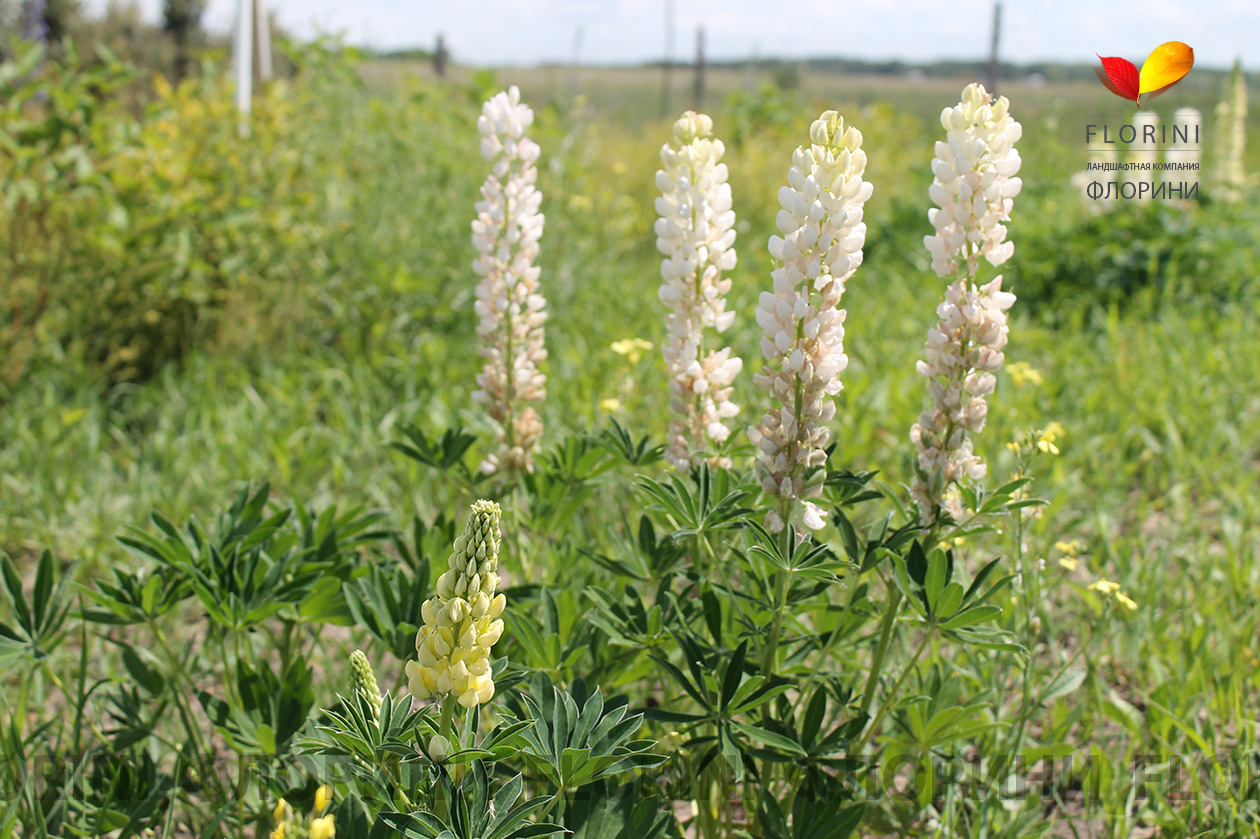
[923,83,1022,277]
[749,111,872,533]
[655,111,742,469]
[911,83,1022,522]
[406,500,506,709]
[349,650,383,721]
[471,87,547,474]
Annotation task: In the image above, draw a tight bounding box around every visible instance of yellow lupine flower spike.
[406,500,507,708]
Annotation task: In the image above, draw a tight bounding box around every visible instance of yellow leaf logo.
[1139,41,1195,96]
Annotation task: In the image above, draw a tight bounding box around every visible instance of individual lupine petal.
[656,111,742,470]
[750,111,872,533]
[471,87,548,474]
[923,83,1022,277]
[407,501,507,707]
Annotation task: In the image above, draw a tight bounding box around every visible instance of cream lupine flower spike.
[406,500,507,709]
[749,111,872,534]
[1213,59,1247,201]
[655,111,742,469]
[471,86,547,474]
[910,83,1021,522]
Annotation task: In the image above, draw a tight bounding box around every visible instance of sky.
[93,0,1260,69]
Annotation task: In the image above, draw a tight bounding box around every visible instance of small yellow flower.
[611,338,653,364]
[1008,362,1044,386]
[1035,424,1063,455]
[600,397,622,413]
[1055,540,1083,556]
[1115,591,1137,611]
[315,785,333,814]
[612,161,627,175]
[271,825,285,839]
[1089,579,1121,595]
[310,815,336,839]
[273,799,292,824]
[1058,557,1079,571]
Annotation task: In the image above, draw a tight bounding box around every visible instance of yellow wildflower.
[271,825,285,839]
[1058,557,1079,571]
[1055,540,1083,556]
[1035,424,1063,455]
[1007,362,1044,386]
[1089,579,1121,595]
[611,338,653,364]
[612,161,628,175]
[600,397,622,413]
[273,799,292,824]
[310,815,336,839]
[1115,591,1138,611]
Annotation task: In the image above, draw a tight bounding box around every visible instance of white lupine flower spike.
[911,83,1023,522]
[749,111,872,534]
[471,86,547,474]
[406,500,507,709]
[655,111,742,469]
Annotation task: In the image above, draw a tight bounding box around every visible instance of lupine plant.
[2,80,1080,839]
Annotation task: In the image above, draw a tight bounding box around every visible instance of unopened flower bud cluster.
[749,111,872,533]
[406,500,507,709]
[471,86,548,474]
[349,649,382,721]
[654,111,742,469]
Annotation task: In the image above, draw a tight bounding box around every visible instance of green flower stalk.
[349,649,382,721]
[406,500,507,708]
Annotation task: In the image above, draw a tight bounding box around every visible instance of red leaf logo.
[1095,54,1141,103]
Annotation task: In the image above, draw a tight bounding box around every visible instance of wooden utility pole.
[434,34,448,77]
[659,0,674,119]
[986,1,1002,93]
[567,25,584,100]
[253,0,272,84]
[693,25,706,111]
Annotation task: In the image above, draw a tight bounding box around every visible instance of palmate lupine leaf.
[511,675,663,792]
[0,549,77,666]
[634,463,754,540]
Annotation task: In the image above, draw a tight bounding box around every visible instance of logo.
[1095,41,1194,108]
